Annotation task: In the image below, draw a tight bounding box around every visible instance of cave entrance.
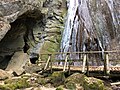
[0,10,46,69]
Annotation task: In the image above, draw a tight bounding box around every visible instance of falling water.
[60,0,120,60]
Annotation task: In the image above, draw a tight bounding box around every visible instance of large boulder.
[6,51,30,75]
[82,76,110,90]
[65,73,84,90]
[64,73,111,90]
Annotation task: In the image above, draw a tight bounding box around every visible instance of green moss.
[65,81,76,90]
[83,77,105,90]
[65,73,85,84]
[59,6,67,18]
[64,73,85,90]
[36,77,51,85]
[0,85,7,90]
[40,35,61,60]
[56,85,64,90]
[50,71,65,87]
[56,87,64,90]
[0,78,30,90]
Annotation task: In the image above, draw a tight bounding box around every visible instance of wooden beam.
[63,54,69,71]
[111,82,120,85]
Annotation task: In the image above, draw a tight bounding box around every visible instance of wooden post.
[44,54,51,70]
[106,53,110,74]
[50,54,53,73]
[63,54,69,71]
[82,54,87,73]
[86,54,89,76]
[68,59,71,75]
[104,53,110,75]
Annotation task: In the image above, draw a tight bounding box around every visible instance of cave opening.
[0,10,46,69]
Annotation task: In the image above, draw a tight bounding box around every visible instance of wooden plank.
[111,82,120,85]
[63,55,69,71]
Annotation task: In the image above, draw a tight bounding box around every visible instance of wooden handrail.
[40,50,120,55]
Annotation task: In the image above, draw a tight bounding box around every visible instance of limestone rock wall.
[0,0,66,69]
[0,0,42,41]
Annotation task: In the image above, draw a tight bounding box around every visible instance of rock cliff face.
[0,0,41,40]
[0,0,66,69]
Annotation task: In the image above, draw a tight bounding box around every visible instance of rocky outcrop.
[0,0,66,69]
[39,0,66,56]
[0,18,10,42]
[0,0,41,41]
[0,0,44,69]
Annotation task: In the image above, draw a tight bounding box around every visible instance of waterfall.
[60,0,120,60]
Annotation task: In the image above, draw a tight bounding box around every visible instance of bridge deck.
[52,65,120,72]
[51,65,120,76]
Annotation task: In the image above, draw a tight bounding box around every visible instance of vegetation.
[0,78,30,90]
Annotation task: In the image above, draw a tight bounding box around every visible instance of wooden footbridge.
[39,50,120,76]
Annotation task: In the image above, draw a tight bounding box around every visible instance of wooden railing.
[39,50,120,76]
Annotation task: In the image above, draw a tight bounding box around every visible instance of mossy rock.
[65,73,85,84]
[65,73,84,90]
[0,78,30,90]
[50,71,65,87]
[56,87,64,90]
[65,81,76,90]
[36,77,51,85]
[40,40,59,60]
[83,77,105,90]
[56,85,64,90]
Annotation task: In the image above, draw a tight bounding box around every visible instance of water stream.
[59,0,120,63]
